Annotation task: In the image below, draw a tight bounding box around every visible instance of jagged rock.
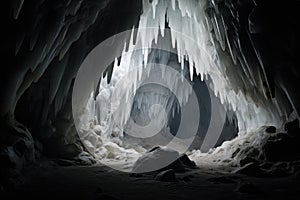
[132,146,196,173]
[0,117,35,162]
[155,169,177,182]
[262,133,300,161]
[0,116,35,186]
[234,146,261,167]
[239,156,257,167]
[235,163,267,177]
[239,146,260,159]
[179,154,196,168]
[132,146,181,173]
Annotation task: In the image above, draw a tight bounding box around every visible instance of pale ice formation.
[76,0,287,172]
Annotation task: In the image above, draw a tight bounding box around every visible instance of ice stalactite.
[79,46,194,168]
[79,0,286,169]
[12,0,25,20]
[7,0,111,120]
[143,0,286,131]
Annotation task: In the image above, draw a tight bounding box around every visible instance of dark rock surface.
[285,119,300,136]
[2,165,300,200]
[132,146,196,173]
[235,163,267,177]
[262,120,300,162]
[155,169,178,182]
[265,126,276,134]
[0,116,35,189]
[237,182,262,194]
[179,154,197,168]
[232,120,300,178]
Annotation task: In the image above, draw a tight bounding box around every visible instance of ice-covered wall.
[82,0,284,139]
[78,48,195,163]
[138,0,284,131]
[3,0,300,176]
[76,0,288,168]
[93,49,191,140]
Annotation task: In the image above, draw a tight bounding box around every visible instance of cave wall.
[1,0,300,188]
[4,0,142,152]
[1,0,142,188]
[207,0,300,119]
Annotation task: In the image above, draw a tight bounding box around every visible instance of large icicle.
[78,0,284,169]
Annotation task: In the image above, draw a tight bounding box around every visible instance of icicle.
[171,0,176,10]
[13,0,24,20]
[151,0,159,19]
[82,0,283,163]
[15,33,25,56]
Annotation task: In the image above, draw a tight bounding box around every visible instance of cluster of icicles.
[78,0,284,169]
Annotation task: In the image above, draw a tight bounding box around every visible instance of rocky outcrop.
[234,120,300,177]
[0,115,35,189]
[132,146,196,173]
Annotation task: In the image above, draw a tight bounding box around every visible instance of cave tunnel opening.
[70,0,283,173]
[75,45,239,172]
[3,0,300,199]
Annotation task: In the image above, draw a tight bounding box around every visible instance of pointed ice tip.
[190,73,194,81]
[200,73,204,81]
[171,0,176,10]
[59,52,64,61]
[13,0,24,20]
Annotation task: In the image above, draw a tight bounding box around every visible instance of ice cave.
[2,0,300,199]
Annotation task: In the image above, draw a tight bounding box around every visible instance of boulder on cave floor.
[131,146,196,173]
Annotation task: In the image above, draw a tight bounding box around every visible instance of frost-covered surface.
[189,127,270,171]
[139,0,284,131]
[78,57,194,171]
[77,0,286,171]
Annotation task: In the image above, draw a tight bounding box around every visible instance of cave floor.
[5,163,300,200]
